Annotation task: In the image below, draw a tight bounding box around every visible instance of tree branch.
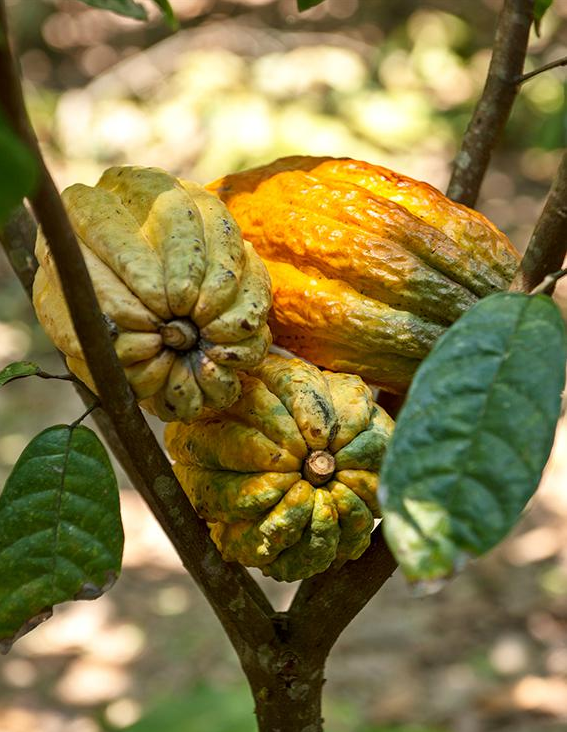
[510,151,567,293]
[446,0,534,207]
[0,1,275,652]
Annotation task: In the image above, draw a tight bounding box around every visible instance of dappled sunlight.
[105,698,142,729]
[15,596,115,656]
[512,675,567,716]
[489,634,530,675]
[120,489,185,572]
[55,658,132,705]
[1,1,566,731]
[0,321,32,368]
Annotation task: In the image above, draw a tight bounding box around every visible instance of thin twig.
[36,371,77,381]
[0,1,275,652]
[510,151,567,293]
[529,268,567,295]
[446,0,534,207]
[70,400,100,428]
[516,55,567,83]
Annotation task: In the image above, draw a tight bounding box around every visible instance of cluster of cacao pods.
[34,157,519,581]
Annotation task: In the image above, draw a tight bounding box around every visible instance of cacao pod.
[33,166,272,422]
[207,156,520,393]
[165,353,394,582]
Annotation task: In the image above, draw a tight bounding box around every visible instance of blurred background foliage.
[0,0,566,731]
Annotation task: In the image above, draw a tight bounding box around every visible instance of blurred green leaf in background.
[0,114,37,227]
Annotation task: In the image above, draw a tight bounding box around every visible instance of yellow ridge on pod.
[165,354,395,582]
[32,165,272,423]
[207,156,520,393]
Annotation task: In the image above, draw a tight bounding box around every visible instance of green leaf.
[297,0,326,10]
[0,361,41,387]
[0,115,38,227]
[380,292,566,585]
[77,0,148,21]
[534,0,553,35]
[0,425,123,652]
[77,0,179,27]
[152,0,179,29]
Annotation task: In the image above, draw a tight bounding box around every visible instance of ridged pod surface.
[165,353,394,582]
[207,156,520,393]
[33,166,272,422]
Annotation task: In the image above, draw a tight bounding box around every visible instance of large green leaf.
[380,292,566,585]
[0,425,123,652]
[297,0,326,10]
[0,115,38,227]
[534,0,553,35]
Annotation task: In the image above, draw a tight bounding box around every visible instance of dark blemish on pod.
[312,392,334,425]
[240,319,253,331]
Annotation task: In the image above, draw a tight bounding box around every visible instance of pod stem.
[303,450,336,486]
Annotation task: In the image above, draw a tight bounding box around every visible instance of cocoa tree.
[0,1,566,730]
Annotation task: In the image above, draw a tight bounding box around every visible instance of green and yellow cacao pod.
[165,353,394,582]
[207,156,520,393]
[33,166,272,422]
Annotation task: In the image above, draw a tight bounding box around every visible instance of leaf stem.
[69,401,99,428]
[36,370,79,382]
[446,0,534,207]
[529,268,567,296]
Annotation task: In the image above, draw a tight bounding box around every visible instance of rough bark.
[243,637,327,732]
[510,151,567,293]
[447,0,534,206]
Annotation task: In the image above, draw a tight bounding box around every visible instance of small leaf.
[534,0,553,35]
[77,0,178,26]
[297,0,326,10]
[77,0,148,21]
[0,361,41,387]
[380,292,566,584]
[0,425,124,652]
[152,0,179,29]
[0,115,38,227]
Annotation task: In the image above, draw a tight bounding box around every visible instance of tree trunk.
[242,638,327,732]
